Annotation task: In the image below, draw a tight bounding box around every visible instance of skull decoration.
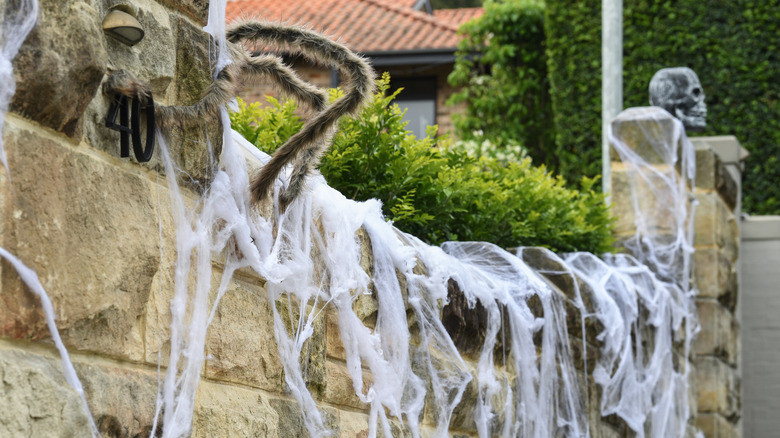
[648,67,707,131]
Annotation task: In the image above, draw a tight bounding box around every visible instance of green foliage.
[448,131,527,164]
[543,0,603,185]
[231,73,614,254]
[448,0,555,167]
[230,96,303,150]
[545,0,780,214]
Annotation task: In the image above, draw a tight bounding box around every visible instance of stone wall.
[689,137,743,438]
[0,2,742,437]
[608,110,744,438]
[1,1,218,436]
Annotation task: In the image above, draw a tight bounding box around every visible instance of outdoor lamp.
[102,9,145,46]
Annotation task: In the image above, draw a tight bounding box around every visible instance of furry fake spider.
[103,20,375,209]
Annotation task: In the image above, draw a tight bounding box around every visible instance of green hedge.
[546,0,780,214]
[231,74,614,253]
[544,1,603,185]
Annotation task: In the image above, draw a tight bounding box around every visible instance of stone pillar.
[608,110,745,437]
[609,107,694,286]
[689,136,747,438]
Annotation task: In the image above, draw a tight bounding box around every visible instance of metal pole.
[602,0,622,196]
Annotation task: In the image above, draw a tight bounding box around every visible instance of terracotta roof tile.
[433,7,484,27]
[225,0,482,53]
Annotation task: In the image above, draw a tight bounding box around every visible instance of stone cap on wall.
[609,106,683,164]
[742,216,780,241]
[689,136,750,167]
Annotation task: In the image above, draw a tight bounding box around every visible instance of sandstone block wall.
[1,1,218,436]
[0,2,742,437]
[608,115,744,438]
[690,138,743,438]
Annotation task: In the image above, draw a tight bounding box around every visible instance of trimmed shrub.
[231,74,614,253]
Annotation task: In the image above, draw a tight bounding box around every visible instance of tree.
[447,0,556,169]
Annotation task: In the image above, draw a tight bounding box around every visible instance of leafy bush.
[448,0,555,167]
[231,74,613,253]
[230,95,303,150]
[546,0,780,214]
[448,130,527,164]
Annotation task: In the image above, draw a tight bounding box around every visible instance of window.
[392,78,437,139]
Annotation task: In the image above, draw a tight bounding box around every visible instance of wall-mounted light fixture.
[102,9,145,46]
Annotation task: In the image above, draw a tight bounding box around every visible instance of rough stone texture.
[694,299,739,366]
[695,146,738,210]
[339,410,415,438]
[140,180,199,367]
[163,14,223,187]
[609,107,682,164]
[204,276,284,392]
[156,0,209,24]
[11,0,107,138]
[322,360,371,410]
[325,291,382,363]
[696,413,740,438]
[104,0,177,97]
[268,397,340,437]
[192,381,282,437]
[520,247,606,349]
[585,373,631,438]
[84,10,220,187]
[693,248,738,309]
[272,295,329,397]
[609,165,681,238]
[444,362,479,432]
[441,279,504,360]
[325,311,348,362]
[0,346,92,437]
[192,381,348,438]
[694,192,739,262]
[75,360,159,437]
[690,141,742,437]
[695,356,740,419]
[0,122,158,361]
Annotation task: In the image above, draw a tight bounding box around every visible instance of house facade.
[225,0,483,138]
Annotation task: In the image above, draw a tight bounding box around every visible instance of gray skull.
[648,67,706,131]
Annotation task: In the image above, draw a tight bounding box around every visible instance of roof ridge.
[360,0,460,33]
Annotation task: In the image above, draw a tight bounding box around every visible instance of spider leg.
[241,52,328,113]
[228,21,375,205]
